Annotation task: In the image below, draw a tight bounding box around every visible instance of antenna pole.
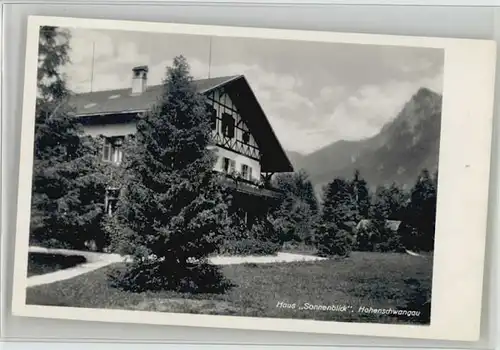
[90,41,95,92]
[208,36,212,79]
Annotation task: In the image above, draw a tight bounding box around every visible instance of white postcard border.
[10,15,497,341]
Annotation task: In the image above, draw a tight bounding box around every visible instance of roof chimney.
[131,65,148,95]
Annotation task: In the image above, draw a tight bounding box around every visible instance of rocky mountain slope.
[287,87,442,191]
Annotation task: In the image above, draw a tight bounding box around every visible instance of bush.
[316,223,353,258]
[353,224,374,252]
[353,220,404,253]
[102,214,138,255]
[109,260,232,293]
[398,221,420,252]
[30,237,75,250]
[220,217,281,256]
[374,230,404,253]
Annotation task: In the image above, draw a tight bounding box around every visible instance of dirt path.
[27,247,326,287]
[210,252,326,265]
[28,246,123,287]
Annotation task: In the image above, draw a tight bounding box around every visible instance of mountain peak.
[287,87,442,191]
[414,87,440,100]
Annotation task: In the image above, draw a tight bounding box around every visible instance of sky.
[62,27,444,155]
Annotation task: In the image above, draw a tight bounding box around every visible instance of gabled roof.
[69,75,293,173]
[70,75,240,116]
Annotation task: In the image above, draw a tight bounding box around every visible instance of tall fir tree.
[31,26,109,249]
[350,169,371,221]
[109,56,231,293]
[315,178,355,257]
[399,169,437,251]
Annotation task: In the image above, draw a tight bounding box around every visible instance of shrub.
[220,217,281,256]
[398,221,420,252]
[316,223,353,257]
[353,220,404,253]
[109,260,232,293]
[353,224,375,252]
[30,238,75,250]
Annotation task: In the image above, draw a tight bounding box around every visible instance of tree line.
[270,168,438,256]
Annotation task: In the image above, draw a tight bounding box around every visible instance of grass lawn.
[26,251,433,324]
[27,252,87,277]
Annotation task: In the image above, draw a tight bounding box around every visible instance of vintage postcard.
[11,15,496,341]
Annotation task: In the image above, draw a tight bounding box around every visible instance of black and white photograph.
[12,16,496,341]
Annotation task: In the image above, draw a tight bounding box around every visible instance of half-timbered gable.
[206,89,261,180]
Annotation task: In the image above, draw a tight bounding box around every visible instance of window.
[222,157,236,174]
[105,188,120,217]
[206,103,217,130]
[241,164,253,180]
[102,137,124,165]
[113,148,123,164]
[221,113,235,138]
[102,140,112,162]
[242,131,250,144]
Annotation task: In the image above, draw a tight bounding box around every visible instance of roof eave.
[228,75,294,173]
[198,75,244,94]
[75,109,148,118]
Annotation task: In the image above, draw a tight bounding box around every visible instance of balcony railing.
[221,173,282,199]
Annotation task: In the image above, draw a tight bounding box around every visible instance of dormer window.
[221,113,235,138]
[102,137,124,165]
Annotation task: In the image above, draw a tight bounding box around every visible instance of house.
[70,65,294,226]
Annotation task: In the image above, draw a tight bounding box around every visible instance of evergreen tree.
[31,26,109,249]
[315,178,355,257]
[271,170,319,244]
[350,170,371,221]
[399,169,437,251]
[370,182,408,220]
[271,195,314,243]
[109,56,231,293]
[273,170,318,213]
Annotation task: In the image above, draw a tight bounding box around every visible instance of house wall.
[82,111,262,179]
[210,89,260,151]
[213,147,261,181]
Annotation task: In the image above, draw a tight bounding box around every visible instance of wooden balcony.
[221,175,282,199]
